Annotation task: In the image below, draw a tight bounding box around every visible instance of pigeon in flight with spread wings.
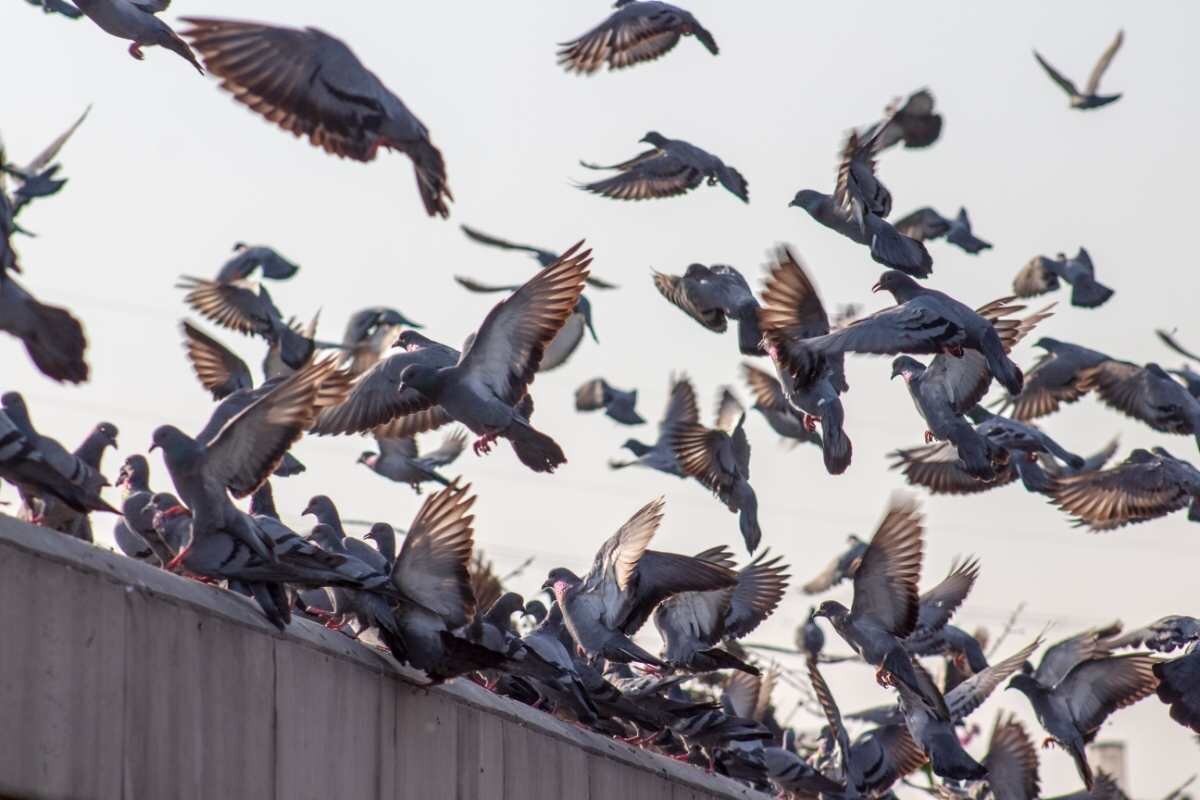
[579,132,747,203]
[1034,30,1124,110]
[557,1,718,75]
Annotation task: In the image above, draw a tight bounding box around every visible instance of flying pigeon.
[834,110,896,233]
[1051,447,1200,530]
[739,362,822,448]
[574,378,645,425]
[866,88,943,150]
[609,373,699,476]
[557,1,717,75]
[1101,616,1200,654]
[982,714,1042,800]
[757,246,853,474]
[215,242,300,283]
[73,0,202,72]
[357,428,467,493]
[894,661,987,780]
[801,534,866,595]
[997,337,1111,421]
[180,17,451,217]
[460,225,617,289]
[543,496,737,667]
[1076,360,1200,447]
[339,307,422,376]
[1153,649,1200,734]
[0,276,89,383]
[967,406,1085,469]
[1034,30,1124,110]
[789,189,933,278]
[894,207,992,254]
[653,263,762,356]
[1013,248,1113,309]
[579,132,747,203]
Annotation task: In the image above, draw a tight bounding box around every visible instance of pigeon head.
[143,491,184,516]
[364,523,396,563]
[149,425,196,458]
[871,271,922,301]
[621,439,653,457]
[397,363,441,398]
[357,451,378,467]
[232,241,248,252]
[523,598,548,624]
[640,131,668,148]
[1006,673,1041,696]
[486,592,527,625]
[306,523,341,550]
[301,495,340,528]
[788,190,824,213]
[541,567,582,593]
[1033,337,1062,351]
[1145,363,1171,380]
[94,421,119,449]
[811,600,849,622]
[890,356,926,382]
[392,329,432,350]
[117,454,150,489]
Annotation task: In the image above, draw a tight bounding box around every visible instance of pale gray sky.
[4,0,1199,794]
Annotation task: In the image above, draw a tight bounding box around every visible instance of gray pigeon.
[757,247,853,474]
[1014,249,1113,309]
[967,406,1085,469]
[1077,360,1200,448]
[902,558,980,657]
[73,0,203,72]
[654,547,789,674]
[609,373,698,476]
[667,405,762,553]
[866,88,943,150]
[0,407,113,516]
[894,207,992,254]
[150,357,346,565]
[1034,31,1124,110]
[812,495,951,719]
[460,225,618,289]
[215,242,300,283]
[1007,651,1157,791]
[740,362,822,448]
[0,275,89,383]
[543,496,737,667]
[801,534,867,595]
[181,17,451,217]
[653,263,762,356]
[25,0,83,18]
[357,428,467,493]
[114,454,180,565]
[574,378,645,425]
[789,189,932,278]
[805,271,1029,395]
[1,106,89,216]
[580,132,747,202]
[1052,446,1200,530]
[388,243,591,473]
[557,1,717,74]
[894,662,987,780]
[180,320,254,400]
[1101,616,1200,654]
[763,745,844,799]
[300,494,388,573]
[52,421,119,541]
[997,337,1110,421]
[835,111,895,233]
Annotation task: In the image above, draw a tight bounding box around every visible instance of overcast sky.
[5,0,1199,793]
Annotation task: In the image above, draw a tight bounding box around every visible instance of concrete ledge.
[0,513,766,800]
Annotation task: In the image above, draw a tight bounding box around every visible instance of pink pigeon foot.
[128,42,145,61]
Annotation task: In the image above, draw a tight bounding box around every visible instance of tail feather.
[820,403,853,475]
[981,333,1024,395]
[410,138,452,219]
[508,423,566,473]
[884,647,950,720]
[1071,280,1114,309]
[163,31,204,74]
[605,634,666,668]
[929,731,989,781]
[736,315,765,356]
[1015,458,1055,494]
[696,646,760,675]
[869,220,933,278]
[1068,741,1094,792]
[734,484,761,554]
[22,299,89,384]
[952,425,996,481]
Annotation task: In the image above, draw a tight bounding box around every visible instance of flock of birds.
[4,1,1200,798]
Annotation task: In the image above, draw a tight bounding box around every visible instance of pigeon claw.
[803,413,821,433]
[874,666,895,688]
[941,343,965,358]
[924,430,935,444]
[128,42,145,61]
[1042,737,1057,750]
[472,433,498,456]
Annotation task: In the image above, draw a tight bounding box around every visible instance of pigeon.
[452,275,600,371]
[215,243,300,283]
[574,378,645,425]
[357,428,467,493]
[740,362,822,448]
[1168,365,1200,399]
[460,225,618,289]
[1007,652,1157,791]
[579,132,747,203]
[997,338,1111,421]
[1154,648,1200,734]
[803,271,1027,396]
[114,455,182,565]
[1037,436,1121,478]
[304,522,397,636]
[654,547,789,674]
[967,406,1086,470]
[796,610,826,659]
[1076,361,1200,448]
[1034,30,1124,110]
[557,1,717,75]
[54,421,119,540]
[609,373,699,476]
[150,356,346,565]
[667,402,762,553]
[73,0,202,72]
[894,661,988,780]
[1101,616,1200,654]
[894,207,992,254]
[867,88,943,150]
[890,440,1024,496]
[386,243,590,473]
[902,558,981,657]
[25,0,83,18]
[653,263,762,356]
[835,110,895,233]
[0,276,89,384]
[763,744,844,799]
[180,17,451,217]
[300,494,388,572]
[180,320,254,400]
[670,680,773,773]
[1,106,89,216]
[1013,249,1113,309]
[981,713,1042,800]
[543,496,737,667]
[1051,447,1200,530]
[339,307,422,376]
[812,495,951,719]
[757,246,853,474]
[801,534,866,595]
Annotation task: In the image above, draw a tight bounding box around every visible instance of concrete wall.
[0,514,766,800]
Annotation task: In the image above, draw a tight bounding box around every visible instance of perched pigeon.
[1154,649,1200,734]
[668,403,762,553]
[867,88,943,150]
[385,243,590,472]
[757,247,854,474]
[0,276,89,383]
[801,534,866,595]
[982,713,1042,800]
[1013,249,1113,309]
[357,428,467,493]
[1051,447,1200,530]
[1034,31,1124,110]
[997,338,1110,421]
[460,225,617,289]
[1007,651,1157,791]
[609,373,698,476]
[812,495,951,719]
[543,496,737,667]
[804,271,1028,396]
[1077,361,1200,448]
[73,0,202,72]
[181,17,451,217]
[557,1,717,75]
[0,408,113,516]
[654,547,789,674]
[653,263,762,356]
[739,362,821,448]
[574,378,645,426]
[579,132,747,203]
[300,494,388,572]
[894,207,992,254]
[215,243,300,283]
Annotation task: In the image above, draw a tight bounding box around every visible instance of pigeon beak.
[871,281,883,293]
[148,442,159,452]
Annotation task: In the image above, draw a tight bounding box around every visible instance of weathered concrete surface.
[0,514,767,800]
